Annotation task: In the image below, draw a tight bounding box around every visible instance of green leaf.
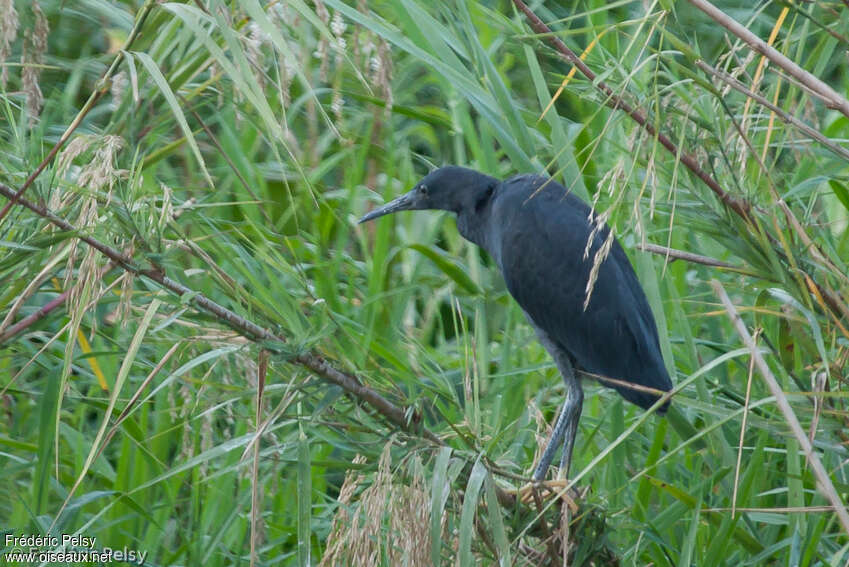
[484,472,511,566]
[458,457,487,567]
[132,52,214,190]
[297,434,312,567]
[408,244,482,295]
[430,446,453,565]
[829,180,849,212]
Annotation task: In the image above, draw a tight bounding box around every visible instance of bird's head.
[358,166,497,224]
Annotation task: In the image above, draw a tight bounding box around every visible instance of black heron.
[359,166,673,481]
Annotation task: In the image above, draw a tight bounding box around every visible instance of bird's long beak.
[358,190,416,224]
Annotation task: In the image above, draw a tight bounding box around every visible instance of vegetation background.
[1,0,848,564]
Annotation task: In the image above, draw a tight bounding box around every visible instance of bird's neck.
[456,210,493,256]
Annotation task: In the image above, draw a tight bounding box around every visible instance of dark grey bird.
[359,166,673,481]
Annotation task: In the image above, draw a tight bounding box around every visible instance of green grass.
[1,0,849,565]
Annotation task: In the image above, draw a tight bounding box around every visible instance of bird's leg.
[556,364,583,479]
[515,355,583,507]
[533,396,570,481]
[532,355,583,481]
[513,317,584,506]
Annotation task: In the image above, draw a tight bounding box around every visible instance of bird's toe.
[514,480,582,512]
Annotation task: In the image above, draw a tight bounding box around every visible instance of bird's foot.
[514,480,582,513]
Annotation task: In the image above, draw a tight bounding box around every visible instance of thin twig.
[0,242,70,335]
[732,329,758,518]
[0,293,67,343]
[0,259,122,344]
[638,243,736,269]
[712,280,849,538]
[694,60,849,162]
[688,0,849,119]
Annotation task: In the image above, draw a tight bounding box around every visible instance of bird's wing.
[493,181,672,409]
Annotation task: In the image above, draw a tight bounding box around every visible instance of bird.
[359,166,673,482]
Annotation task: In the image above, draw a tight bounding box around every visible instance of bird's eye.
[420,184,428,195]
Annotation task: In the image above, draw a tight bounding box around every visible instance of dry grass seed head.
[321,441,429,566]
[584,229,616,311]
[0,0,18,88]
[589,153,624,228]
[116,244,135,329]
[55,135,95,202]
[372,38,393,116]
[321,444,392,566]
[56,135,126,202]
[110,70,128,110]
[279,52,296,107]
[331,11,347,56]
[329,12,347,124]
[528,401,549,477]
[387,458,430,567]
[583,144,628,309]
[351,441,393,566]
[77,135,125,199]
[313,0,330,81]
[59,135,125,312]
[62,193,102,320]
[331,89,344,123]
[583,208,610,262]
[22,0,47,123]
[245,21,268,91]
[320,454,368,567]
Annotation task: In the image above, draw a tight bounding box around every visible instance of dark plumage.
[359,166,673,480]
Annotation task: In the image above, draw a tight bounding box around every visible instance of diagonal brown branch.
[0,182,546,516]
[694,60,849,163]
[638,243,737,269]
[689,0,849,119]
[511,0,752,221]
[0,182,442,445]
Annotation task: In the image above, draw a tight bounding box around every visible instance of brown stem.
[694,60,849,163]
[0,182,441,445]
[638,243,736,269]
[511,0,752,221]
[0,290,69,344]
[688,0,849,119]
